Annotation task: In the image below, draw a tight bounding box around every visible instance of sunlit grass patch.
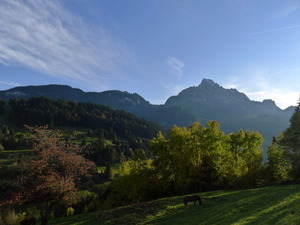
[3,149,31,153]
[49,184,300,225]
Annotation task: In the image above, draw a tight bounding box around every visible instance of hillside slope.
[0,97,163,164]
[49,184,300,225]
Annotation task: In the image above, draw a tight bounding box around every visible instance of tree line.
[108,100,300,205]
[109,121,264,206]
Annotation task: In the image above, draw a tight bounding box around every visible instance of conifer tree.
[280,98,300,181]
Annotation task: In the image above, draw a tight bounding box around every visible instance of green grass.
[3,149,31,153]
[0,149,31,167]
[0,150,30,169]
[97,164,121,175]
[48,184,300,225]
[0,158,17,166]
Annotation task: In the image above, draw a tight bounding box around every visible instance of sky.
[0,0,300,109]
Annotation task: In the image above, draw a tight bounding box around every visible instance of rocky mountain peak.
[262,99,276,105]
[199,78,219,87]
[169,78,249,105]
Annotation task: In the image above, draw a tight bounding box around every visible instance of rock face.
[0,79,294,148]
[165,79,252,121]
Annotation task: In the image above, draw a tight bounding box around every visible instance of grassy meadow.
[49,184,300,225]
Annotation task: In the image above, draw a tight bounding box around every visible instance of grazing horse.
[183,195,202,207]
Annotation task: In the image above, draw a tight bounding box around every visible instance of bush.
[66,207,75,216]
[0,209,25,225]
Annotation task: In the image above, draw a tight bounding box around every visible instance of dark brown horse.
[183,195,202,207]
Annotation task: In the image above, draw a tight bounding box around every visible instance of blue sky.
[0,0,300,109]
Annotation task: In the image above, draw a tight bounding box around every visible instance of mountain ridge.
[0,79,294,148]
[1,80,292,110]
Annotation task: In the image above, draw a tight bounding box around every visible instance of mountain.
[164,79,292,127]
[0,79,294,148]
[0,84,156,117]
[163,79,294,147]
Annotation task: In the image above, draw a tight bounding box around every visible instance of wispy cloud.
[0,0,133,89]
[237,24,300,38]
[166,57,185,78]
[270,4,299,20]
[246,90,298,109]
[206,22,300,45]
[0,80,20,87]
[224,67,299,109]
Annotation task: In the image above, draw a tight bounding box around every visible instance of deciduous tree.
[267,136,291,184]
[0,126,95,225]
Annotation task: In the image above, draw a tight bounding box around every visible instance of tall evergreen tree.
[280,98,300,181]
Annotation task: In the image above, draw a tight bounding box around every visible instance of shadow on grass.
[49,185,300,225]
[148,185,300,225]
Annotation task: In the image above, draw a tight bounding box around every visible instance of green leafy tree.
[152,122,227,192]
[110,121,265,205]
[151,122,264,191]
[267,136,291,184]
[110,158,155,206]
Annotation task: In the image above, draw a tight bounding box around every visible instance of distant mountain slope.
[0,79,294,147]
[165,79,291,120]
[164,79,294,145]
[0,84,156,117]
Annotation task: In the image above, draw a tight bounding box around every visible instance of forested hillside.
[8,96,161,139]
[0,97,163,165]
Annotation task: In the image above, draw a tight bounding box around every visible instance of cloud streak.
[167,57,185,78]
[0,80,20,87]
[0,0,132,89]
[238,24,300,38]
